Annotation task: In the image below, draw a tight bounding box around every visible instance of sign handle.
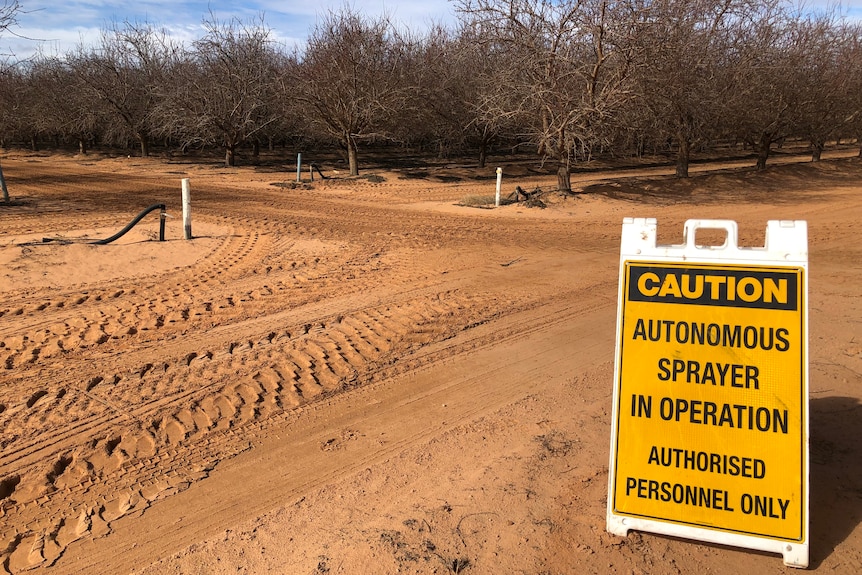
[683,219,738,250]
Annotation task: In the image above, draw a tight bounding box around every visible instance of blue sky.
[3,0,862,59]
[2,1,456,58]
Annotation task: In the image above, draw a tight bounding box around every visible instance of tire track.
[1,287,609,573]
[0,225,419,374]
[0,154,624,573]
[0,284,557,571]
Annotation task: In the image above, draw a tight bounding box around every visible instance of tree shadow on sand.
[808,394,862,568]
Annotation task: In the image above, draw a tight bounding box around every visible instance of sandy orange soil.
[0,148,860,574]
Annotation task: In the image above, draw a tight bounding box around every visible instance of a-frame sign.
[607,219,809,568]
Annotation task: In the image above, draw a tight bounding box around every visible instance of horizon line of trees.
[1,0,861,191]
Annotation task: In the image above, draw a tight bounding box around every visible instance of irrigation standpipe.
[182,178,192,240]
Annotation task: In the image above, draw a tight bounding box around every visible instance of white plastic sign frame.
[606,218,809,568]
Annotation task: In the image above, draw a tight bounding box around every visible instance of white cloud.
[6,0,858,60]
[3,0,455,58]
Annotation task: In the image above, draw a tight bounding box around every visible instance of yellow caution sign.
[607,219,809,568]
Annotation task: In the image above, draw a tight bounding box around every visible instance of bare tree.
[461,30,520,168]
[1,0,21,201]
[0,63,8,197]
[0,0,19,41]
[632,0,760,177]
[29,56,103,154]
[456,0,639,192]
[722,1,800,170]
[408,25,517,167]
[0,63,12,147]
[790,14,860,161]
[849,25,862,158]
[0,60,44,151]
[289,7,414,176]
[160,15,280,167]
[401,25,466,158]
[70,22,179,157]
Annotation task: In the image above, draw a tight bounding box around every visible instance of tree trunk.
[30,134,38,151]
[139,134,150,158]
[78,138,88,155]
[556,163,571,193]
[755,134,771,171]
[478,142,487,169]
[675,136,691,178]
[225,144,236,167]
[0,160,9,202]
[347,135,359,176]
[811,140,823,162]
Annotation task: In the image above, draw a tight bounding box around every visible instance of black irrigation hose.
[42,203,166,245]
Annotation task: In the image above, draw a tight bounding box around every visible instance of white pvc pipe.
[296,153,302,183]
[182,178,192,240]
[495,167,503,207]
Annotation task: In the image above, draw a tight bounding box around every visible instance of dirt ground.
[0,148,860,575]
